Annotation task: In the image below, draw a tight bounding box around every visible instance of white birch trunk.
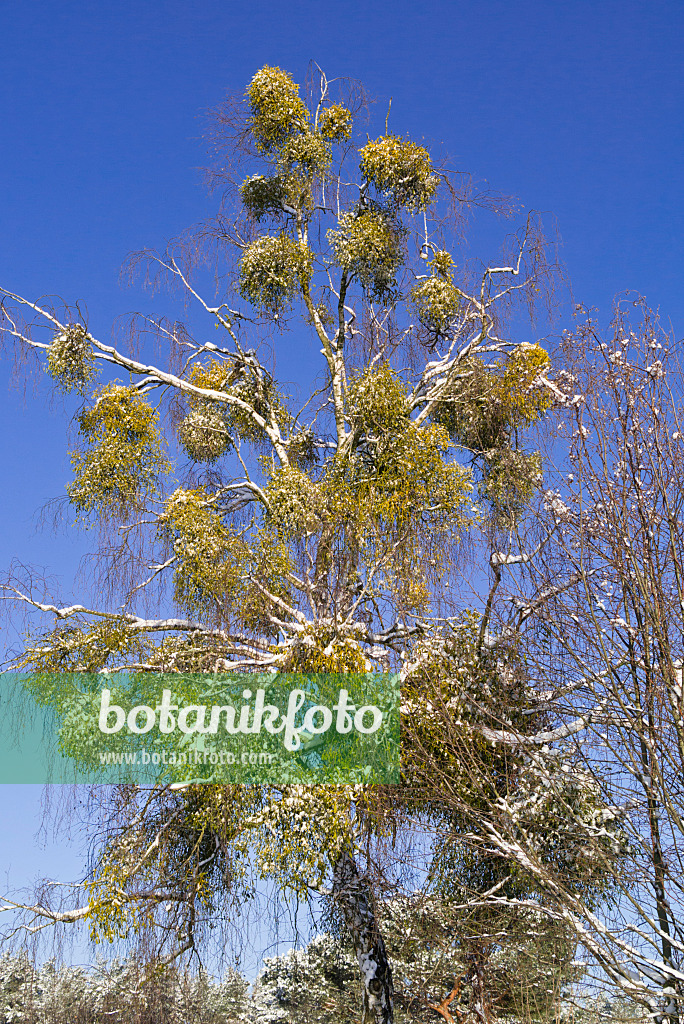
[332,851,394,1024]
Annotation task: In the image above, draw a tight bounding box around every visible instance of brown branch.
[428,977,464,1023]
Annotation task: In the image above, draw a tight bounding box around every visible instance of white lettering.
[354,705,383,735]
[98,690,125,734]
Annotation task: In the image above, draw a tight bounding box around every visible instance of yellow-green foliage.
[283,626,369,673]
[185,358,234,394]
[246,66,309,154]
[238,787,353,895]
[329,421,471,563]
[158,488,247,619]
[239,532,294,636]
[21,618,140,675]
[240,174,289,221]
[347,361,411,438]
[286,427,318,469]
[229,377,290,445]
[85,860,151,944]
[178,403,230,463]
[183,359,289,450]
[481,448,542,515]
[240,233,313,313]
[344,364,469,593]
[499,343,552,425]
[432,344,552,450]
[240,171,322,222]
[413,277,461,335]
[412,251,460,335]
[46,324,96,393]
[318,103,353,141]
[279,130,332,178]
[341,361,469,533]
[258,369,472,616]
[144,635,230,674]
[83,789,248,944]
[264,465,323,539]
[391,573,432,613]
[178,360,232,462]
[359,135,439,211]
[328,209,404,299]
[257,388,471,618]
[67,385,169,518]
[172,785,351,901]
[362,421,470,601]
[402,614,531,791]
[242,77,336,220]
[159,487,230,559]
[366,422,471,530]
[428,249,455,278]
[403,619,624,900]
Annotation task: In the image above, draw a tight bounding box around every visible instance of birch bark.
[332,851,394,1024]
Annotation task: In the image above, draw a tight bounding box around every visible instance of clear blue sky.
[0,0,682,953]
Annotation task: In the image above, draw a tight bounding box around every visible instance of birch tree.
[0,65,560,1023]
